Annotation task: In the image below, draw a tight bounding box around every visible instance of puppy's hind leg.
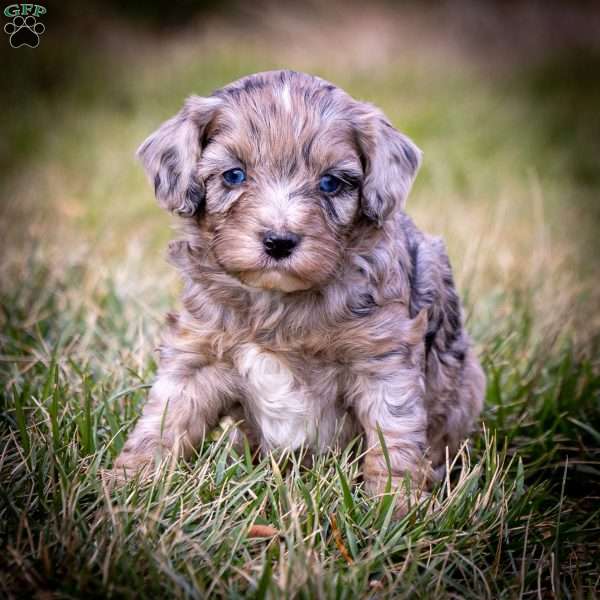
[222,402,260,455]
[111,364,237,481]
[426,345,486,469]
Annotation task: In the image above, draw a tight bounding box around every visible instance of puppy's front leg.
[112,363,237,479]
[352,368,433,515]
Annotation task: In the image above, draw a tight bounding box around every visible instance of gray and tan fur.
[113,70,485,513]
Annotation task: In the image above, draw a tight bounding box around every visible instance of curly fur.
[113,70,486,513]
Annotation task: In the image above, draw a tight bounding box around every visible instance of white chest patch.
[234,343,319,451]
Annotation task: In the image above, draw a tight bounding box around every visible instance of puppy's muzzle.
[262,231,300,260]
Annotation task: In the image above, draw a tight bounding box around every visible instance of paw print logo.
[4,14,45,48]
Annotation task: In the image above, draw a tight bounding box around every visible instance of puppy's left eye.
[319,174,343,194]
[223,168,246,186]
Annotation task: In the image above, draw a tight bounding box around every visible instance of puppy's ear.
[354,104,422,226]
[137,95,221,216]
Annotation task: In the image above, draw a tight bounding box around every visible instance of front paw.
[364,473,433,518]
[101,453,154,488]
[392,488,435,518]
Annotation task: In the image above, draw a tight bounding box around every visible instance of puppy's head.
[138,71,421,292]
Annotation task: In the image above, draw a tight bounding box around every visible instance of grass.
[1,4,600,598]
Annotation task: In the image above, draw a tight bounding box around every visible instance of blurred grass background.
[1,1,599,598]
[2,1,599,332]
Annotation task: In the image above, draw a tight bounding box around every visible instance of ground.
[1,3,599,598]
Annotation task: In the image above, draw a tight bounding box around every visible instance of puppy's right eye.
[222,168,246,186]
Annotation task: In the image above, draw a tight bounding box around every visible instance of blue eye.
[223,168,246,185]
[319,174,342,194]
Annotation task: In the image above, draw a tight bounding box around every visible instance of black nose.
[262,231,300,260]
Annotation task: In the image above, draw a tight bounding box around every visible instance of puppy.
[113,70,485,513]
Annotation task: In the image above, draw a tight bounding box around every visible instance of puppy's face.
[199,84,364,292]
[138,71,421,293]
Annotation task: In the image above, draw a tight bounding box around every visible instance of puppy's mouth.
[238,268,313,293]
[210,230,339,293]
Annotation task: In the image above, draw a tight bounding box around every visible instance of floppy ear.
[137,95,221,216]
[354,104,422,226]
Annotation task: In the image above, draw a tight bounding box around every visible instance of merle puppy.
[113,70,485,513]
